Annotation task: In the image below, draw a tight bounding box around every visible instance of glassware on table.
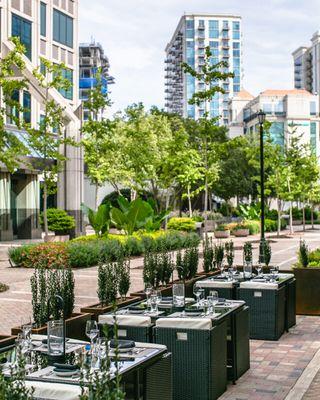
[16,333,30,355]
[218,263,225,277]
[85,320,99,350]
[256,262,262,277]
[244,262,252,280]
[208,290,219,314]
[193,283,204,308]
[156,290,162,304]
[227,268,234,281]
[270,265,279,282]
[150,293,158,314]
[47,320,64,356]
[173,283,185,307]
[145,284,153,311]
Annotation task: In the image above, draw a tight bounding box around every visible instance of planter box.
[214,230,230,239]
[293,267,320,315]
[11,313,92,341]
[80,296,141,320]
[45,234,70,242]
[292,220,302,226]
[0,335,16,348]
[204,220,216,232]
[233,229,250,237]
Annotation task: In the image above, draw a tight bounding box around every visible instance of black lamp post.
[257,110,266,263]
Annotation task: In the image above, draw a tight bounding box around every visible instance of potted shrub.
[203,211,223,232]
[11,267,91,340]
[81,258,140,319]
[225,240,235,269]
[214,224,230,239]
[233,222,250,237]
[167,217,196,232]
[293,241,320,315]
[41,208,75,242]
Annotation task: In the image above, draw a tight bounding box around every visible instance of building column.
[0,172,13,241]
[57,120,84,237]
[15,174,42,239]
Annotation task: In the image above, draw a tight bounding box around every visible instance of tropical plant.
[110,196,153,235]
[82,203,112,237]
[238,204,260,221]
[203,235,214,273]
[40,208,75,235]
[243,242,253,265]
[298,240,309,268]
[225,241,234,268]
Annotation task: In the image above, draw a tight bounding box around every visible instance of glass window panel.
[310,122,317,153]
[40,2,46,36]
[310,101,317,115]
[53,9,73,48]
[270,122,284,147]
[12,14,32,60]
[23,91,31,123]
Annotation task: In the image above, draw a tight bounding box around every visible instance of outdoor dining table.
[237,273,296,340]
[0,334,172,400]
[99,297,250,384]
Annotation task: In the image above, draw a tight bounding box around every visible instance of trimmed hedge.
[167,217,196,232]
[8,230,200,269]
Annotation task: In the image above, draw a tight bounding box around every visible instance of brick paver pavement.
[303,367,320,399]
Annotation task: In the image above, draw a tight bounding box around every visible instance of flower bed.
[8,230,200,269]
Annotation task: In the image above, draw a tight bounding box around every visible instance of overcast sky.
[79,0,320,113]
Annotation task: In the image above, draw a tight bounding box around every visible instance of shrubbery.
[167,217,196,232]
[9,230,200,269]
[40,208,75,234]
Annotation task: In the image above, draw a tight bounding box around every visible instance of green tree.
[81,69,113,209]
[0,37,29,171]
[24,58,76,238]
[182,46,234,217]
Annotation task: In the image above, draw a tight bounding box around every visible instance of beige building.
[0,0,83,240]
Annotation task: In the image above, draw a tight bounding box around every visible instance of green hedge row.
[8,230,200,269]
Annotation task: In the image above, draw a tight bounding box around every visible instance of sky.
[79,0,320,114]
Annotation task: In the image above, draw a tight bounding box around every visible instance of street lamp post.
[258,110,266,263]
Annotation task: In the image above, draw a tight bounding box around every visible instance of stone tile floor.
[221,316,320,399]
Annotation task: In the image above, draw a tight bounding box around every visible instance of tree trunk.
[277,197,281,237]
[164,191,170,230]
[289,201,293,234]
[302,201,306,232]
[43,181,49,239]
[187,184,192,217]
[95,184,99,210]
[311,204,315,229]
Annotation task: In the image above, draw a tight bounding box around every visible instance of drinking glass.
[256,262,262,277]
[173,283,185,307]
[22,322,33,348]
[209,290,219,313]
[218,263,225,277]
[244,262,252,280]
[85,320,99,349]
[150,293,158,314]
[145,284,153,311]
[193,284,204,308]
[16,333,29,355]
[47,320,64,356]
[96,337,107,360]
[156,290,162,304]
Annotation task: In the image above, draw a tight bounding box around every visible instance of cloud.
[78,0,320,112]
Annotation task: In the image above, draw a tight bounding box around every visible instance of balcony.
[79,77,108,90]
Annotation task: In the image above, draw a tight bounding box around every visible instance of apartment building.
[0,0,82,240]
[228,89,319,156]
[292,31,320,94]
[165,13,243,125]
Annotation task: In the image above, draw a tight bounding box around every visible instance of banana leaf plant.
[144,198,171,232]
[81,202,111,237]
[110,196,154,235]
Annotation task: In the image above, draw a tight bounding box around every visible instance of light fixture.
[257,109,266,125]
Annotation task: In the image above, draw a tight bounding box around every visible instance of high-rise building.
[79,41,114,121]
[292,31,320,94]
[165,13,243,124]
[0,0,82,240]
[228,89,319,156]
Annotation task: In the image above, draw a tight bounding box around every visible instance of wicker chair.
[154,317,227,400]
[196,279,237,300]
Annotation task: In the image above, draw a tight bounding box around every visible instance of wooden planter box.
[80,296,141,320]
[233,229,250,237]
[0,335,17,348]
[11,313,92,341]
[293,267,320,315]
[214,230,230,239]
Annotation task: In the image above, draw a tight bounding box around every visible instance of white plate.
[53,369,79,377]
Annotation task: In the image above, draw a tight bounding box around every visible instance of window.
[270,122,284,147]
[233,21,240,39]
[7,90,20,124]
[12,14,32,59]
[210,97,220,118]
[186,41,195,67]
[310,101,317,116]
[262,103,272,114]
[233,85,240,93]
[186,74,195,99]
[187,104,195,118]
[185,19,194,39]
[274,101,284,115]
[53,9,73,47]
[40,2,46,36]
[23,91,31,123]
[310,122,317,153]
[40,61,46,76]
[55,67,73,100]
[209,20,219,39]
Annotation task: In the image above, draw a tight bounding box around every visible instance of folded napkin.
[109,339,135,349]
[53,363,79,371]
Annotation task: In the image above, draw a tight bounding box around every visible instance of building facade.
[165,13,243,125]
[293,31,320,94]
[79,41,114,121]
[228,89,319,156]
[0,0,82,240]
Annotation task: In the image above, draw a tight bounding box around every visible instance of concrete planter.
[292,220,302,226]
[204,220,216,232]
[11,312,92,341]
[293,267,320,315]
[214,230,230,239]
[80,296,141,320]
[233,229,250,237]
[45,234,70,242]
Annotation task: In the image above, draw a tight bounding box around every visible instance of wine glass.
[150,293,158,314]
[193,284,202,308]
[256,262,262,277]
[156,290,162,304]
[145,284,153,310]
[85,320,99,350]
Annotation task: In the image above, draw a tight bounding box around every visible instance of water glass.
[173,283,185,307]
[145,284,153,311]
[150,293,158,314]
[256,263,262,276]
[47,320,64,355]
[208,290,219,314]
[244,262,252,280]
[85,320,99,349]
